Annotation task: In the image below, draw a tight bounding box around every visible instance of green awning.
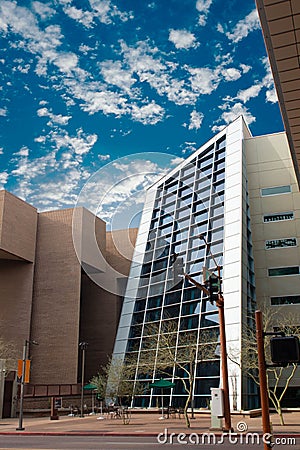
[83,383,97,390]
[149,379,175,389]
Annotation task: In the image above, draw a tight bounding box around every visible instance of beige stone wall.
[0,190,138,388]
[245,132,300,386]
[0,191,37,357]
[30,209,82,384]
[0,190,37,262]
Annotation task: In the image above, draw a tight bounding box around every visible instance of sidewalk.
[0,411,300,437]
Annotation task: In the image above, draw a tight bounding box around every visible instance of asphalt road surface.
[0,435,300,450]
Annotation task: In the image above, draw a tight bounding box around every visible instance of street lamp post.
[16,339,38,431]
[184,234,232,432]
[79,342,88,418]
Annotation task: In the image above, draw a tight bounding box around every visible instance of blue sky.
[0,0,283,221]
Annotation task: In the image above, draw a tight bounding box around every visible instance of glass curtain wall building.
[112,116,257,410]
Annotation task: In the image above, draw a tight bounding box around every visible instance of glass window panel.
[161,202,176,214]
[201,313,219,327]
[216,136,226,149]
[181,300,201,316]
[180,315,199,330]
[127,338,140,352]
[271,295,300,305]
[134,299,146,312]
[158,223,173,236]
[193,201,209,214]
[187,247,205,262]
[150,271,167,284]
[190,223,207,237]
[210,216,224,229]
[178,185,193,198]
[211,204,223,217]
[211,227,223,242]
[268,266,299,276]
[177,216,190,229]
[171,240,188,255]
[263,212,294,222]
[129,325,143,338]
[150,218,159,230]
[180,173,194,186]
[181,160,196,177]
[195,378,219,395]
[265,238,297,249]
[183,288,201,302]
[196,177,211,190]
[160,214,175,226]
[165,289,182,305]
[163,304,180,319]
[145,309,161,322]
[192,210,209,224]
[196,360,220,377]
[212,180,224,193]
[209,241,223,255]
[202,299,218,313]
[141,263,152,276]
[148,295,163,309]
[215,159,225,171]
[261,185,291,196]
[164,180,178,194]
[177,206,191,219]
[132,312,145,325]
[177,195,193,210]
[153,257,168,272]
[149,282,165,296]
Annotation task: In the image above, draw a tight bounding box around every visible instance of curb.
[0,431,299,438]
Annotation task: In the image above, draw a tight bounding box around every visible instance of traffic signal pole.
[216,292,232,432]
[255,311,273,450]
[184,271,232,432]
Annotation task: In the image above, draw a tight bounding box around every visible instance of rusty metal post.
[255,310,272,449]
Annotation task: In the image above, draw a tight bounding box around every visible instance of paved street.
[0,435,300,450]
[0,411,300,449]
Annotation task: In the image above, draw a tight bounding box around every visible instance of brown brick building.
[0,190,137,416]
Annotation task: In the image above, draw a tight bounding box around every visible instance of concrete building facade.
[0,191,137,416]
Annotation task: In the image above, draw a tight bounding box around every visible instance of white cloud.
[89,0,133,25]
[15,146,29,157]
[170,157,185,166]
[0,172,8,187]
[226,9,260,43]
[188,110,204,130]
[131,101,164,125]
[240,63,251,74]
[212,102,256,133]
[32,2,56,20]
[235,84,262,103]
[98,154,110,161]
[37,107,72,125]
[221,67,241,82]
[187,67,219,95]
[169,29,197,50]
[63,5,94,28]
[50,128,98,156]
[100,60,136,94]
[266,88,277,104]
[196,0,212,26]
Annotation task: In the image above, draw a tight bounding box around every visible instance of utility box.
[211,388,224,418]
